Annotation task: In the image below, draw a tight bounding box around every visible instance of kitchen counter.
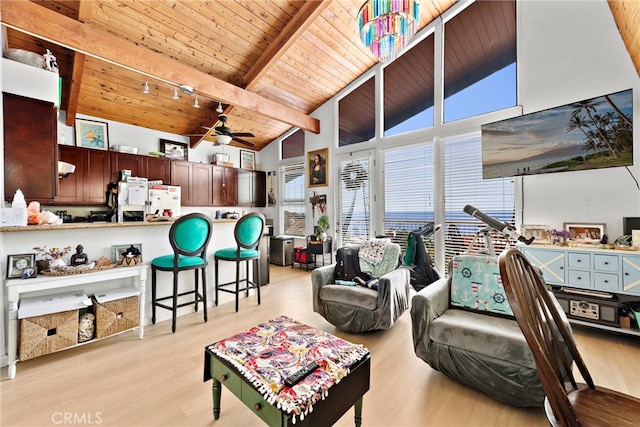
[0,218,238,233]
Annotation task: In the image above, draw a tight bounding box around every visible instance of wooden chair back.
[498,249,588,425]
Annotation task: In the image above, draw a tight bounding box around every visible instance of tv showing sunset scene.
[481,88,633,179]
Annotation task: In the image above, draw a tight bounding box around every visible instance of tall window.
[383,144,435,250]
[338,76,375,146]
[443,133,515,259]
[281,163,305,236]
[384,34,435,136]
[443,0,516,122]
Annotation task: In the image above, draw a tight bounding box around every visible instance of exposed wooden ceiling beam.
[65,0,94,126]
[243,0,331,90]
[2,0,320,135]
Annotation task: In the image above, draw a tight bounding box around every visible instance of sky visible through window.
[386,63,516,135]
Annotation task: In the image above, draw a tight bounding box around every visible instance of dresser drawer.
[211,358,242,397]
[241,382,284,426]
[594,272,619,291]
[568,252,590,269]
[594,254,618,272]
[567,270,591,288]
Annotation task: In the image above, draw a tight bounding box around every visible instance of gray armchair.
[411,274,573,407]
[312,259,410,333]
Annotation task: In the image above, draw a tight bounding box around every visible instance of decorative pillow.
[449,255,514,319]
[358,241,401,279]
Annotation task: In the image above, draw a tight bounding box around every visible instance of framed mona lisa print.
[308,148,328,187]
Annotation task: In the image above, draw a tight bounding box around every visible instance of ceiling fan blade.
[233,137,255,147]
[231,132,255,137]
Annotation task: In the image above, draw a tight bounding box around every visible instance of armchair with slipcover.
[312,240,410,333]
[410,254,573,407]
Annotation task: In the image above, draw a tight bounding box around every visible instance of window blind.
[443,133,515,259]
[281,163,305,236]
[383,143,435,252]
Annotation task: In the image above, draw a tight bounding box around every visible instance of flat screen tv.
[482,88,633,179]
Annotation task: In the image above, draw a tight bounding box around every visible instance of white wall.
[516,0,640,238]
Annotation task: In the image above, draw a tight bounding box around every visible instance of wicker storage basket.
[94,295,139,339]
[19,310,78,361]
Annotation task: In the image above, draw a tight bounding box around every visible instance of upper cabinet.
[212,165,238,206]
[57,146,110,205]
[110,152,170,183]
[3,93,57,203]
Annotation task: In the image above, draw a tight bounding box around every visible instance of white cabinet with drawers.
[519,245,640,336]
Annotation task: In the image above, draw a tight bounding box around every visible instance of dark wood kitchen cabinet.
[212,165,238,206]
[238,169,267,207]
[170,160,213,206]
[110,152,170,183]
[56,146,110,205]
[3,93,57,203]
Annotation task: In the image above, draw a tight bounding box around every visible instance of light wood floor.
[2,265,639,427]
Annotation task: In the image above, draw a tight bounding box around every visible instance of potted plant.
[316,215,330,241]
[32,245,72,272]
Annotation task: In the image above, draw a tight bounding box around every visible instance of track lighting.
[172,87,179,100]
[193,96,200,108]
[216,102,223,113]
[143,81,150,94]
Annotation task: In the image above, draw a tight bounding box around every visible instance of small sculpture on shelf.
[121,245,142,266]
[70,245,89,266]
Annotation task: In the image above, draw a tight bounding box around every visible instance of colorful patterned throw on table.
[207,316,370,422]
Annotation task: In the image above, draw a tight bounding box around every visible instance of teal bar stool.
[151,213,212,333]
[214,212,265,312]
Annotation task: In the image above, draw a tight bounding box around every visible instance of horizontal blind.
[444,133,515,259]
[383,143,435,253]
[282,162,305,236]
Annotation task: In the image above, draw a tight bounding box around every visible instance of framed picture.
[111,243,142,265]
[160,139,188,161]
[521,225,551,244]
[563,223,606,242]
[6,253,35,279]
[240,150,256,170]
[75,119,110,150]
[308,148,329,187]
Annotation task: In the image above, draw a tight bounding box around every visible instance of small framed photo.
[563,223,606,242]
[6,253,36,279]
[521,225,551,244]
[75,118,109,150]
[240,150,255,170]
[160,139,188,161]
[308,148,329,187]
[111,243,142,265]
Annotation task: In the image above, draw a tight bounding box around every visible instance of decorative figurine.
[70,244,89,266]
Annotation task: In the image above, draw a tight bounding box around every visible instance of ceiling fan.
[187,113,256,147]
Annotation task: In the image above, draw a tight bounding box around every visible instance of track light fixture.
[143,81,150,94]
[172,88,179,100]
[193,96,200,108]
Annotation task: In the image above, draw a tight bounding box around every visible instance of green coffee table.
[203,316,370,426]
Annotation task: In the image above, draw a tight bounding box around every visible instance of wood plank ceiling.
[3,1,636,152]
[2,0,456,151]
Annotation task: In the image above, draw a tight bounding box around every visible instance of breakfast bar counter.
[0,218,238,233]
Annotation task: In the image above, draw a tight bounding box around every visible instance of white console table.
[520,245,640,336]
[5,265,147,379]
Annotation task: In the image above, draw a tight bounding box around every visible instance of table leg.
[212,378,222,420]
[354,397,363,427]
